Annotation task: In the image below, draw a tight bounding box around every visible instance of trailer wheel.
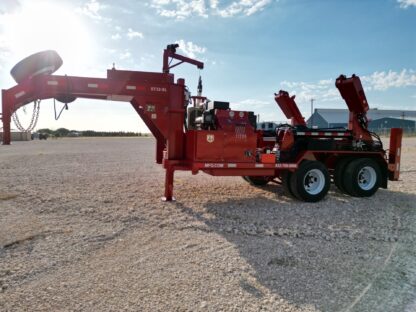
[281,171,296,198]
[334,158,351,193]
[243,176,270,186]
[290,161,330,202]
[343,158,381,197]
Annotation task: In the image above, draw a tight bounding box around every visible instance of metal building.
[307,108,416,130]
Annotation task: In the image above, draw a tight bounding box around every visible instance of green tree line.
[36,128,150,137]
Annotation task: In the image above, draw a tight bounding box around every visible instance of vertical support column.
[2,89,11,145]
[162,165,175,201]
[163,49,170,73]
[167,79,185,160]
[388,127,403,181]
[156,138,165,164]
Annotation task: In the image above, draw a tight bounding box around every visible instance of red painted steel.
[274,90,306,126]
[336,75,372,141]
[388,128,403,181]
[0,46,403,201]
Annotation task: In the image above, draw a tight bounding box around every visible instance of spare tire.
[10,50,63,83]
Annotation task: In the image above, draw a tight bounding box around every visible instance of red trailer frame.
[1,45,403,202]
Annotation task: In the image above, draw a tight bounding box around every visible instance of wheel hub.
[303,169,325,195]
[357,166,377,190]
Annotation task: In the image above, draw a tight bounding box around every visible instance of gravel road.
[1,137,416,311]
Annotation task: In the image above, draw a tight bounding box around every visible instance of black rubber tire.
[290,161,330,202]
[281,171,296,198]
[11,50,63,83]
[334,158,352,193]
[243,176,270,186]
[343,158,381,197]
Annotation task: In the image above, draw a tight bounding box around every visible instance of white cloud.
[361,69,416,90]
[0,0,21,14]
[397,0,416,8]
[232,98,269,110]
[280,69,416,104]
[109,27,143,41]
[120,50,132,60]
[127,28,144,40]
[245,0,271,16]
[210,0,219,9]
[76,0,106,20]
[217,0,271,17]
[150,0,272,19]
[280,79,340,104]
[151,0,208,20]
[176,39,206,58]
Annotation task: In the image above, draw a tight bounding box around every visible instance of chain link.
[12,100,41,132]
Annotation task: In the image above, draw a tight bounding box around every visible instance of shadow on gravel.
[176,187,416,312]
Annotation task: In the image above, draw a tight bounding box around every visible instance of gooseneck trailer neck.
[1,45,403,202]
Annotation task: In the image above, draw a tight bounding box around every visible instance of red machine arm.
[163,44,204,73]
[2,72,190,201]
[335,74,372,141]
[274,90,306,127]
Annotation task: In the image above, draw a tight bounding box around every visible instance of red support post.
[388,128,403,181]
[163,165,175,201]
[156,138,165,164]
[2,89,11,145]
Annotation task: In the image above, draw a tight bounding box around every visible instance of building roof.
[314,109,348,124]
[314,108,416,124]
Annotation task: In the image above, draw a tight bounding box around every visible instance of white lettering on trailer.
[338,132,346,136]
[47,81,58,86]
[151,113,157,119]
[204,163,224,168]
[15,91,25,99]
[255,164,264,168]
[311,132,319,136]
[88,83,98,88]
[107,95,133,102]
[297,132,305,135]
[324,132,332,136]
[126,85,136,90]
[276,163,297,168]
[227,163,237,168]
[151,87,167,92]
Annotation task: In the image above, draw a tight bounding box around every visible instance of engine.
[187,100,256,131]
[185,98,258,163]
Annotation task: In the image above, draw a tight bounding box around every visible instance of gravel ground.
[0,137,416,312]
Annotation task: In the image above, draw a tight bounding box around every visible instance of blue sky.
[0,0,415,132]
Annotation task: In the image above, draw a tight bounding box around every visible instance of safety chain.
[12,100,41,132]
